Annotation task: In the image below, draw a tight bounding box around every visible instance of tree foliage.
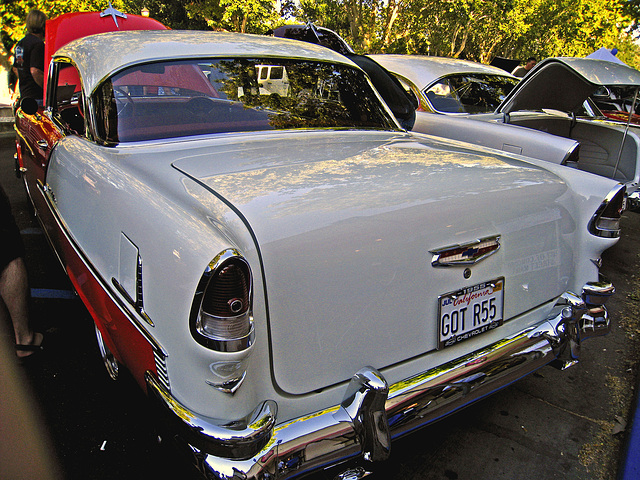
[204,0,279,33]
[293,0,639,67]
[623,0,640,34]
[1,0,638,70]
[1,0,125,49]
[122,0,209,30]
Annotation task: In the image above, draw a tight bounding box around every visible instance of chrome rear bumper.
[145,281,613,480]
[627,189,640,212]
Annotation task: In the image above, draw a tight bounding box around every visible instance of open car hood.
[497,57,640,115]
[42,9,167,102]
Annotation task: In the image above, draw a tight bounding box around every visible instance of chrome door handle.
[36,140,49,150]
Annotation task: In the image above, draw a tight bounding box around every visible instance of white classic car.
[15,9,625,480]
[371,54,640,210]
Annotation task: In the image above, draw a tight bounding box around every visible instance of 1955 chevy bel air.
[14,8,625,480]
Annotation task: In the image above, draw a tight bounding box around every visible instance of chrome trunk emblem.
[431,235,501,267]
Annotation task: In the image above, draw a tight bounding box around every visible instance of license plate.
[437,278,504,349]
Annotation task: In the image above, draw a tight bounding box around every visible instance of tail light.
[589,185,625,238]
[191,249,254,352]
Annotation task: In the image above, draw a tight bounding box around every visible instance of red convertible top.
[43,9,167,99]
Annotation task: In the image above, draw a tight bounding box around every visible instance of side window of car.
[53,63,85,136]
[424,80,464,113]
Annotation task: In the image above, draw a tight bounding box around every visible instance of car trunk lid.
[174,130,575,395]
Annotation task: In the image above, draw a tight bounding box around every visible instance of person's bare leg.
[0,257,41,356]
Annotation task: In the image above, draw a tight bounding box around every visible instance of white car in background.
[372,54,640,209]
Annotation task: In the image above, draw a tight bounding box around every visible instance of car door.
[16,107,62,222]
[17,61,84,237]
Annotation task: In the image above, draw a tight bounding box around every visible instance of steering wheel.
[114,86,135,116]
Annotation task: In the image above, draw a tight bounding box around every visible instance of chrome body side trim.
[146,281,613,480]
[112,275,154,327]
[94,324,119,381]
[153,349,170,392]
[560,141,580,166]
[205,371,246,395]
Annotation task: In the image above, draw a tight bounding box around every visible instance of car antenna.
[305,22,322,44]
[612,86,639,180]
[100,1,127,29]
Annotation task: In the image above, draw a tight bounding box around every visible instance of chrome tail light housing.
[588,184,625,238]
[190,249,254,352]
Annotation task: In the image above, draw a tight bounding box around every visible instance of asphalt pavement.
[1,131,640,480]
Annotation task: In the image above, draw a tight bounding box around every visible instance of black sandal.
[15,343,44,352]
[15,332,45,359]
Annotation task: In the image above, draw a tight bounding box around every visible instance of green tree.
[296,0,384,52]
[122,0,209,30]
[295,0,639,67]
[2,0,127,47]
[2,0,638,70]
[184,0,280,33]
[622,0,640,37]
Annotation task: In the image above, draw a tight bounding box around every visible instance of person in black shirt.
[12,9,47,103]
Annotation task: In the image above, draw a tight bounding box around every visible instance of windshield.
[424,73,519,114]
[93,58,398,144]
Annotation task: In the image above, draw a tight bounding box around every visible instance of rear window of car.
[424,73,519,114]
[93,58,399,144]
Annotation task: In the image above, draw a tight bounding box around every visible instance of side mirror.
[20,97,39,115]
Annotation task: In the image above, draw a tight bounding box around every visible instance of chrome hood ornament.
[431,235,501,267]
[100,2,127,29]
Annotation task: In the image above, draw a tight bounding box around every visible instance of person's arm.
[30,67,44,88]
[30,41,45,89]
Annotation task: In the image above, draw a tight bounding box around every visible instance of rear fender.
[413,112,580,164]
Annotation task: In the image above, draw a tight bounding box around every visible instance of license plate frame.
[437,278,504,350]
